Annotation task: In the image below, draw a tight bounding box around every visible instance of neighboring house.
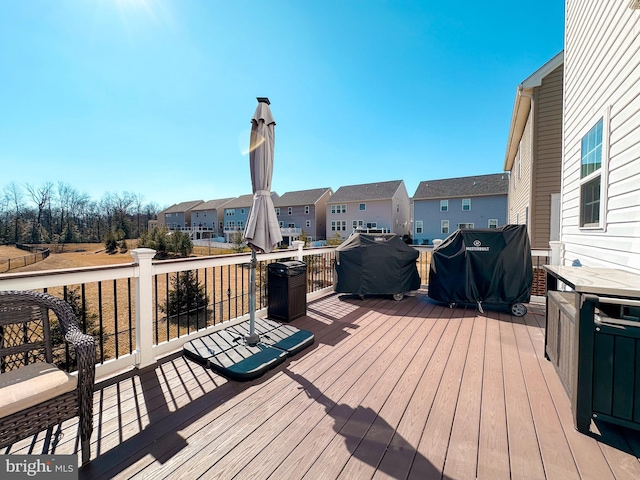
[222,192,280,242]
[157,200,204,231]
[504,51,564,250]
[326,180,410,241]
[412,174,508,245]
[273,187,333,244]
[189,198,234,240]
[222,194,254,242]
[559,1,640,273]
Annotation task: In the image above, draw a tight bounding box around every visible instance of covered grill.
[334,233,421,300]
[428,224,532,316]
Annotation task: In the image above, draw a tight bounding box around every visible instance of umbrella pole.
[246,250,260,345]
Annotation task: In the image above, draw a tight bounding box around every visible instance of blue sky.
[0,1,564,210]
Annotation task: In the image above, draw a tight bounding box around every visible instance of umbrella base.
[183,317,314,381]
[245,333,260,346]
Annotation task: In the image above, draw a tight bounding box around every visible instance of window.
[306,220,311,228]
[441,220,449,234]
[488,219,498,228]
[366,222,377,229]
[237,221,244,230]
[462,199,471,211]
[440,200,448,212]
[240,208,245,214]
[288,223,295,228]
[352,220,358,230]
[226,209,235,216]
[580,117,604,227]
[353,220,363,230]
[331,204,346,214]
[288,207,292,215]
[359,203,366,211]
[304,206,310,215]
[415,221,423,234]
[458,223,474,229]
[275,207,280,215]
[332,220,345,231]
[279,221,284,228]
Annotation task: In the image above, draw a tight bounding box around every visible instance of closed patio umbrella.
[243,97,283,345]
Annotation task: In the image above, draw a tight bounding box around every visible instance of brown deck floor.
[6,291,640,479]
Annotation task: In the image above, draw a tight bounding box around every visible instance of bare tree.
[25,181,54,244]
[3,182,25,244]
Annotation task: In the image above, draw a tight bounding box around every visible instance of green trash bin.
[267,261,307,322]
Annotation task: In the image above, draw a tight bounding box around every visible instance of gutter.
[504,85,534,171]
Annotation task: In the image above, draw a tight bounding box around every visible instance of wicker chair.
[0,290,95,465]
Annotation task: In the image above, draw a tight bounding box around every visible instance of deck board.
[5,290,640,480]
[442,314,485,480]
[477,312,510,480]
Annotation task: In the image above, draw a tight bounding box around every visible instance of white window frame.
[440,200,448,212]
[488,219,498,228]
[415,220,423,234]
[305,220,311,228]
[458,223,474,229]
[462,199,471,211]
[288,207,293,215]
[441,220,449,234]
[579,108,609,230]
[304,206,310,215]
[279,221,284,228]
[275,207,280,216]
[359,203,366,211]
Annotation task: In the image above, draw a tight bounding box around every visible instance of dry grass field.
[0,243,235,273]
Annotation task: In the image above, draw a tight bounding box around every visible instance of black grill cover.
[334,233,421,295]
[428,225,532,306]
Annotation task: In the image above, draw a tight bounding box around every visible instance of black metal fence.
[0,244,50,273]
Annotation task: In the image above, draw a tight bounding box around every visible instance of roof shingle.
[413,173,508,199]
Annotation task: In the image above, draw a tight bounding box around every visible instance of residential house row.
[155,172,510,246]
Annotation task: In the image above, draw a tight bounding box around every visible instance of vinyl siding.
[508,114,533,229]
[531,65,563,250]
[562,1,640,272]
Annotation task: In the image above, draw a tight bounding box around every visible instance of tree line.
[0,181,162,245]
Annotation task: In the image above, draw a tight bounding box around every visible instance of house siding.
[531,64,563,250]
[414,195,507,244]
[508,114,533,229]
[562,1,640,272]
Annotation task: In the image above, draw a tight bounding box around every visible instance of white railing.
[0,244,550,381]
[0,243,335,381]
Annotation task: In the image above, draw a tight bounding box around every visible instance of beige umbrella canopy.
[243,97,282,344]
[244,97,283,254]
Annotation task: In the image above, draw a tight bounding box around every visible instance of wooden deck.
[7,291,640,479]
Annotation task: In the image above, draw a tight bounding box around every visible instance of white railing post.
[292,240,305,261]
[549,241,563,266]
[131,248,157,369]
